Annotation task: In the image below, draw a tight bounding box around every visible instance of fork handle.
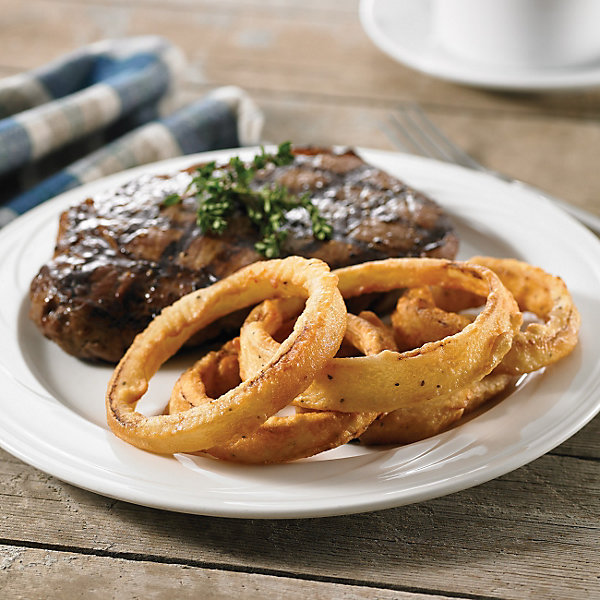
[544,194,600,236]
[470,163,600,237]
[509,179,600,237]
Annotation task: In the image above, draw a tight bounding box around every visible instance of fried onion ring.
[469,256,581,375]
[355,287,511,445]
[238,300,398,381]
[235,293,514,450]
[391,287,473,352]
[168,300,394,463]
[106,257,346,454]
[416,257,580,374]
[291,258,521,413]
[359,373,514,445]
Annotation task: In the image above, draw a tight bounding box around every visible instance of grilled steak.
[29,147,459,362]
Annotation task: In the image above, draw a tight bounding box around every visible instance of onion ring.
[359,373,514,445]
[234,292,514,450]
[391,287,473,352]
[170,341,376,464]
[238,300,399,381]
[426,257,580,374]
[391,257,580,375]
[468,256,580,375]
[168,300,395,463]
[106,257,346,454]
[364,285,514,444]
[290,258,521,413]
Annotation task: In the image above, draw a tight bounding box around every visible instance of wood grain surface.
[0,1,598,598]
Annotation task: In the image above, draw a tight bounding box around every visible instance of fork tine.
[385,103,600,236]
[384,112,438,158]
[392,106,456,163]
[399,103,484,170]
[401,104,459,163]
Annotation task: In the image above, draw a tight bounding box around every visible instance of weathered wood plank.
[551,415,600,460]
[252,94,600,215]
[0,544,454,600]
[1,0,598,213]
[1,447,598,600]
[0,0,598,598]
[176,87,600,216]
[2,0,600,119]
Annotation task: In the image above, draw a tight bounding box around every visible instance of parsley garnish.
[163,142,332,258]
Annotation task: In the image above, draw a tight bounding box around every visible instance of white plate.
[360,0,600,91]
[1,148,599,519]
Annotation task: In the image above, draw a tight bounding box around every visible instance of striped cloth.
[0,36,264,227]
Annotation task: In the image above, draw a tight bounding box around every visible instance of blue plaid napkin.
[0,36,264,226]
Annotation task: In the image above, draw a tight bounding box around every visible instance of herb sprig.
[164,142,332,258]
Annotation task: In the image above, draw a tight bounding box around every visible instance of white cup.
[432,0,600,69]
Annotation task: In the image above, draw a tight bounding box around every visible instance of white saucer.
[359,0,600,91]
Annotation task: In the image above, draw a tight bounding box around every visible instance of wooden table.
[1,1,598,598]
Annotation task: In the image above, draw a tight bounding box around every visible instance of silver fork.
[385,102,600,236]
